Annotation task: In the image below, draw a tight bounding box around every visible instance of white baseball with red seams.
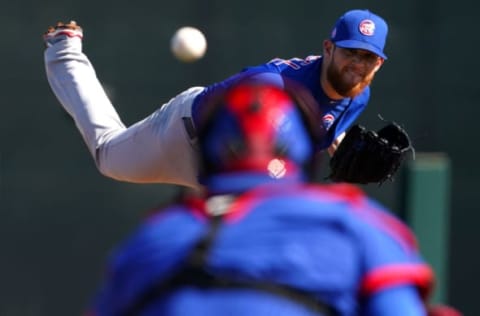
[170,26,207,62]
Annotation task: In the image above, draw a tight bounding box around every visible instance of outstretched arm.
[44,22,201,188]
[44,22,126,158]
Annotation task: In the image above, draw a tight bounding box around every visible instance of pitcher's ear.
[323,40,334,57]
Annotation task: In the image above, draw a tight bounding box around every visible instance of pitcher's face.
[325,44,384,98]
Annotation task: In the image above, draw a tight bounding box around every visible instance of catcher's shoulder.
[355,197,418,251]
[304,182,370,208]
[309,182,418,251]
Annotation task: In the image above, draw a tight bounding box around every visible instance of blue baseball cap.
[330,9,388,59]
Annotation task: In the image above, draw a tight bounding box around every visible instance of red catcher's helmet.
[197,83,319,180]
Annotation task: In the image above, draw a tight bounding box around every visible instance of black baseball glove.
[328,122,414,185]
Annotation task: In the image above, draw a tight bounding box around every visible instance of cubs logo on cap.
[359,19,375,36]
[330,9,388,59]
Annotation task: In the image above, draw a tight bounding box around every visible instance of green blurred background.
[2,0,477,314]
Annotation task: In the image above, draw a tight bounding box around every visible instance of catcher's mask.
[197,83,320,180]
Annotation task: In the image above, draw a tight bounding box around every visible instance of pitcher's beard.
[326,63,374,98]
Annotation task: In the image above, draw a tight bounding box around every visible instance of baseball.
[170,26,207,62]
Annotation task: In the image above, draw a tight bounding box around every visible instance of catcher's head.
[197,83,320,186]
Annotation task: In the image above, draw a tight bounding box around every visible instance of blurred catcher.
[84,83,458,316]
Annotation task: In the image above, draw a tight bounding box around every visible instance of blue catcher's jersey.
[86,181,433,316]
[191,56,370,150]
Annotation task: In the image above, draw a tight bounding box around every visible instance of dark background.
[2,0,477,315]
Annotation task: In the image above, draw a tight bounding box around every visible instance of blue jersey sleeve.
[349,199,433,308]
[87,207,206,315]
[362,285,427,316]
